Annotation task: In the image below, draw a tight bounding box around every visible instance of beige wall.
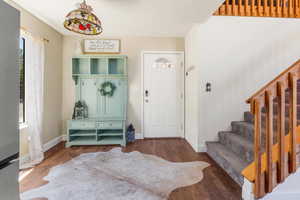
[5,0,183,156]
[185,16,300,152]
[62,36,184,135]
[5,0,63,156]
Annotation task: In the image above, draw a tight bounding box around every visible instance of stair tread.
[219,131,254,163]
[231,121,253,129]
[232,120,252,125]
[219,131,253,151]
[207,142,249,173]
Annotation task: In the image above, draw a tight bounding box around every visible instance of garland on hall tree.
[99,81,116,97]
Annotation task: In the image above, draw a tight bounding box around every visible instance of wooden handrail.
[246,59,300,104]
[214,0,300,18]
[244,59,300,198]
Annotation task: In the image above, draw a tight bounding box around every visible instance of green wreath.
[99,81,116,97]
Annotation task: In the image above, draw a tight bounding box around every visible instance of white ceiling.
[12,0,223,37]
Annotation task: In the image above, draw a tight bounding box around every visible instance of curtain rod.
[20,27,50,43]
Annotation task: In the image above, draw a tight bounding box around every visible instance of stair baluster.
[277,81,286,183]
[276,0,281,17]
[265,90,274,193]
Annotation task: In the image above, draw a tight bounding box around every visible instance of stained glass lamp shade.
[64,0,103,35]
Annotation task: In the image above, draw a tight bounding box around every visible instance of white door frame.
[141,50,185,139]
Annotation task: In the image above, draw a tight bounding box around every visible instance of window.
[19,37,25,123]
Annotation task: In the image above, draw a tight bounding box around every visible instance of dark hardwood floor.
[20,138,242,200]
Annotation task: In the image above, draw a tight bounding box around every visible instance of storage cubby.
[69,136,97,143]
[97,129,123,137]
[108,58,125,75]
[72,58,90,74]
[90,58,107,75]
[69,130,96,137]
[98,136,123,144]
[96,129,123,144]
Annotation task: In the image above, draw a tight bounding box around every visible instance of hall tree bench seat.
[66,55,128,147]
[67,120,126,147]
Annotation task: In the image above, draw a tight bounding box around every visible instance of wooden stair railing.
[242,59,300,198]
[214,0,300,18]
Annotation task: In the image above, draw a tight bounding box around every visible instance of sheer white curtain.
[21,32,45,169]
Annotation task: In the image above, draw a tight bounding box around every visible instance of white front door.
[143,52,184,138]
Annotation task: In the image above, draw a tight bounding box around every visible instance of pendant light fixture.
[64,0,103,35]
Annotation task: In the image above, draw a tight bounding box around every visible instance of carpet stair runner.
[207,81,300,187]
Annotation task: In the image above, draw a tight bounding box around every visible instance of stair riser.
[244,112,254,124]
[232,121,291,144]
[232,122,254,142]
[219,132,253,163]
[207,145,244,186]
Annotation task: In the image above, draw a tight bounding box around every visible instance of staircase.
[207,85,300,186]
[206,60,300,198]
[206,112,255,186]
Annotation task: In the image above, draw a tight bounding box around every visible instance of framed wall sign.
[84,39,120,54]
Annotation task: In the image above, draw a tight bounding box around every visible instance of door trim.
[141,50,185,139]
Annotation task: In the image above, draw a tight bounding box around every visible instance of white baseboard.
[62,134,67,141]
[19,154,30,167]
[198,145,207,152]
[21,132,144,164]
[43,135,64,152]
[20,135,64,165]
[135,133,144,139]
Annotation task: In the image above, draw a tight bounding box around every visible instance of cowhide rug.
[21,148,209,200]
